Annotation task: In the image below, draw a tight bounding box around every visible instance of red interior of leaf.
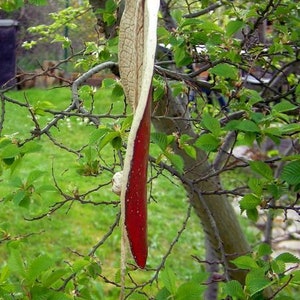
[125,94,151,268]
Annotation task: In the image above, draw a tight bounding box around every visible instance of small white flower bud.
[112,171,123,195]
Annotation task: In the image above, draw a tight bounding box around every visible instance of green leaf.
[13,190,26,206]
[248,178,263,196]
[30,286,70,300]
[271,259,285,275]
[105,0,117,12]
[0,144,20,159]
[89,127,111,145]
[19,195,31,208]
[112,83,124,98]
[153,77,166,101]
[296,84,300,103]
[223,280,245,298]
[181,18,202,28]
[121,115,133,132]
[182,144,197,159]
[26,170,45,186]
[151,132,169,151]
[99,131,120,151]
[267,183,281,199]
[275,252,300,264]
[9,176,23,188]
[156,287,171,300]
[224,119,260,133]
[29,0,47,5]
[165,152,184,174]
[280,160,300,185]
[263,126,282,138]
[101,78,116,88]
[179,134,193,144]
[175,282,204,300]
[0,137,12,148]
[246,208,259,222]
[201,113,221,136]
[272,100,297,113]
[246,269,272,296]
[231,255,259,270]
[160,266,177,294]
[239,194,261,210]
[200,20,223,33]
[87,262,102,279]
[194,133,220,152]
[257,243,272,258]
[174,46,192,67]
[170,82,185,97]
[291,270,300,283]
[0,265,10,283]
[111,136,122,150]
[224,120,239,131]
[27,255,54,285]
[20,141,42,154]
[83,146,97,162]
[72,258,90,273]
[171,9,182,24]
[7,245,26,277]
[249,161,273,180]
[236,120,260,133]
[35,184,57,193]
[0,0,23,11]
[280,123,300,135]
[210,63,238,79]
[153,84,165,101]
[2,157,15,166]
[33,101,55,115]
[226,20,245,36]
[42,269,68,287]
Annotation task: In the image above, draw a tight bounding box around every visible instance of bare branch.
[89,211,121,256]
[183,1,223,18]
[0,94,5,135]
[71,61,118,126]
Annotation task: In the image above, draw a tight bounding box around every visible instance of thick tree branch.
[160,0,177,30]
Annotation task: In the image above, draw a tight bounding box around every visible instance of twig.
[71,61,118,126]
[0,94,5,135]
[25,165,117,221]
[266,274,293,300]
[0,230,45,245]
[183,1,223,18]
[123,204,193,299]
[89,211,121,256]
[193,188,231,282]
[213,131,237,171]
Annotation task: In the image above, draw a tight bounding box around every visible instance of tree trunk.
[88,0,123,39]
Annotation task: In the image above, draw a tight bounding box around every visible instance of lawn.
[0,86,208,298]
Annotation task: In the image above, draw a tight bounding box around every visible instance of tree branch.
[183,1,223,18]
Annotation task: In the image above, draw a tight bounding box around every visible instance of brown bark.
[88,0,123,39]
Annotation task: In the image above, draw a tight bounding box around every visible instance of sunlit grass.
[0,87,206,298]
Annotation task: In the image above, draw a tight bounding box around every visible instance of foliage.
[223,244,300,299]
[0,0,47,12]
[0,0,300,299]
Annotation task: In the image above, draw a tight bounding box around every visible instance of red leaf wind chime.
[117,0,160,268]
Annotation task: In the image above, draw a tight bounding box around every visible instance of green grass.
[0,87,206,298]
